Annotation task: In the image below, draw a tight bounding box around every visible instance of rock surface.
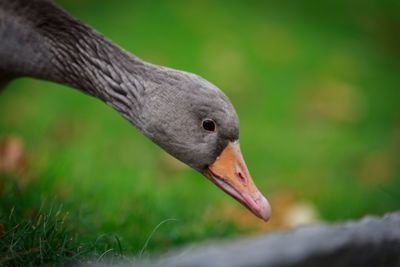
[92,211,400,267]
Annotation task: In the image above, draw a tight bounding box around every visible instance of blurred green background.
[0,0,399,259]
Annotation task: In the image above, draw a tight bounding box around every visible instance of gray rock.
[89,211,400,267]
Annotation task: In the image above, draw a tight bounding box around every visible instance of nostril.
[237,171,248,186]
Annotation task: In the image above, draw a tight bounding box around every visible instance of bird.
[0,0,271,221]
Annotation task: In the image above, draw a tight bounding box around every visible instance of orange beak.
[204,141,271,221]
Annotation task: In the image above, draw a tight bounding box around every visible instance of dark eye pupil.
[202,119,216,131]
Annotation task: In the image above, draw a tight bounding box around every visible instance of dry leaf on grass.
[0,135,33,188]
[203,190,320,232]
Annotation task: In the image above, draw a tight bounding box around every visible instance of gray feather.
[0,0,239,171]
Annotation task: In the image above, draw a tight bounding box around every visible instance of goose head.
[0,0,270,220]
[139,69,271,221]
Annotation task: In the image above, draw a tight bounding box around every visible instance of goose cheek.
[204,141,271,221]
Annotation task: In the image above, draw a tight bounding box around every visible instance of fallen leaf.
[359,151,394,185]
[0,224,4,239]
[203,189,320,232]
[0,135,33,188]
[0,136,26,173]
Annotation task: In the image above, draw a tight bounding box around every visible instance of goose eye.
[202,119,216,132]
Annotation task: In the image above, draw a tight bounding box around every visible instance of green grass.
[1,0,399,265]
[0,176,130,265]
[0,206,81,266]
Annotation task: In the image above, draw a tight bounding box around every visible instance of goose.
[0,0,271,221]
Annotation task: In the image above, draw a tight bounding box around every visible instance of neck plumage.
[0,0,161,127]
